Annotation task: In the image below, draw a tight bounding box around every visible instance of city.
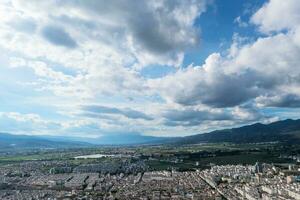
[0,143,300,199]
[1,0,300,199]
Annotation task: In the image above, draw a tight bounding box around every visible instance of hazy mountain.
[54,119,300,145]
[2,119,300,148]
[177,119,300,144]
[0,133,92,149]
[91,133,172,145]
[42,133,172,145]
[0,132,172,148]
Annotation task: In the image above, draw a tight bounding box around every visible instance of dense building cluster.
[0,159,300,199]
[200,163,300,199]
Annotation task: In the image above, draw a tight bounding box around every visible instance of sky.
[1,0,300,138]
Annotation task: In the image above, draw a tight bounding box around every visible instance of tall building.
[254,162,263,174]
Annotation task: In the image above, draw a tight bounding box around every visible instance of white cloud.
[149,29,300,109]
[251,0,300,33]
[0,0,209,102]
[1,0,300,137]
[2,0,208,67]
[234,16,248,28]
[0,112,61,135]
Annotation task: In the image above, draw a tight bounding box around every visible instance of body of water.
[74,154,118,159]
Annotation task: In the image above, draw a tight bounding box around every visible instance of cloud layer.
[0,0,300,137]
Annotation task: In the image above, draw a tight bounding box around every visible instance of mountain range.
[177,119,300,144]
[0,133,91,150]
[1,119,300,149]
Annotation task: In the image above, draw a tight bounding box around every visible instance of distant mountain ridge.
[0,133,92,149]
[1,119,300,148]
[177,119,300,144]
[0,132,171,149]
[40,133,172,145]
[89,133,172,145]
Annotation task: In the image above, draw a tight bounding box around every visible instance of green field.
[0,142,296,170]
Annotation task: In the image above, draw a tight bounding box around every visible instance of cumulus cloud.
[5,0,208,67]
[1,0,300,137]
[0,0,209,101]
[71,0,206,65]
[150,4,300,109]
[146,0,300,136]
[251,0,300,33]
[149,53,260,107]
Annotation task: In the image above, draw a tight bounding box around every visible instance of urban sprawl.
[1,158,300,199]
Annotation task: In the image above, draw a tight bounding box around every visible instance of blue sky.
[1,0,300,138]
